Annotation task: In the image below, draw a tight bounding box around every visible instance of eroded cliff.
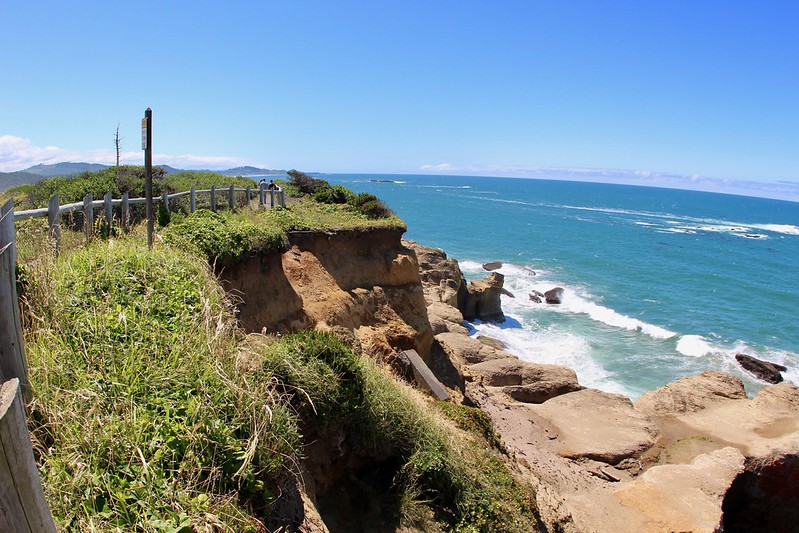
[220,227,434,360]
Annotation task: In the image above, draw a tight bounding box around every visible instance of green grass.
[23,237,299,531]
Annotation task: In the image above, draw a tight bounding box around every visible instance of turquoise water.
[327,174,799,399]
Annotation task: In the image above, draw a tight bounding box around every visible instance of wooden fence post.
[104,192,113,229]
[0,200,32,403]
[190,186,196,213]
[83,194,93,243]
[246,185,251,206]
[0,378,57,532]
[228,185,235,210]
[161,190,168,213]
[279,189,285,208]
[47,195,61,253]
[259,182,265,206]
[210,186,217,212]
[121,192,130,232]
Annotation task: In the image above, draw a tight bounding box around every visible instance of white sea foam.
[469,319,628,395]
[557,290,677,339]
[676,335,717,357]
[751,223,799,235]
[463,259,677,341]
[556,202,799,239]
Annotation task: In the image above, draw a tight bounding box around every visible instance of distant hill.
[25,162,111,176]
[0,162,288,192]
[218,166,286,176]
[0,171,41,192]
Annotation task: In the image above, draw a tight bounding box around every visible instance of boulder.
[501,288,515,298]
[470,357,579,388]
[503,381,584,403]
[544,287,564,304]
[426,301,466,334]
[529,292,543,303]
[635,371,747,416]
[735,353,786,384]
[533,388,660,464]
[482,261,503,271]
[463,272,506,322]
[434,332,506,365]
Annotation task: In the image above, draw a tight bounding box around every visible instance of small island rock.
[544,287,565,304]
[735,353,786,384]
[482,261,503,271]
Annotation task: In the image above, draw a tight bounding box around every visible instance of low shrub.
[162,210,286,262]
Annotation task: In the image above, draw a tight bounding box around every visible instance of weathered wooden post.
[104,192,113,230]
[143,108,154,249]
[245,185,251,206]
[190,186,196,213]
[210,185,217,212]
[279,188,285,208]
[161,190,169,213]
[259,182,265,206]
[121,192,130,232]
[47,194,61,252]
[0,378,57,532]
[0,200,31,401]
[83,193,94,242]
[228,185,235,210]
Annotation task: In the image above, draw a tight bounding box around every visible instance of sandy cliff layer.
[219,231,799,532]
[220,228,433,359]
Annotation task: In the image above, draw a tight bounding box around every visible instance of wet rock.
[482,261,503,271]
[544,287,564,304]
[735,353,786,384]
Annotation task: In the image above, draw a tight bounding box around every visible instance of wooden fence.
[0,182,284,529]
[0,199,57,531]
[12,182,285,248]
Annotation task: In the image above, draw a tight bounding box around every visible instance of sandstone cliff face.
[220,228,433,359]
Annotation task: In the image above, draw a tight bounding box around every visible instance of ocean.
[324,173,799,400]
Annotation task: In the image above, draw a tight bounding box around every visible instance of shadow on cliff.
[217,252,311,333]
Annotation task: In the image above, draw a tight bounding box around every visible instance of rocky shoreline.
[223,229,798,532]
[406,240,799,533]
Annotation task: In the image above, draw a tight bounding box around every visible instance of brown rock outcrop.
[470,357,579,388]
[462,272,506,322]
[221,228,433,360]
[635,370,747,416]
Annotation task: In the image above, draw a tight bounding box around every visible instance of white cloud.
[419,163,456,172]
[0,134,251,172]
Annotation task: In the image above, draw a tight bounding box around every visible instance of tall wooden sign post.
[142,108,154,249]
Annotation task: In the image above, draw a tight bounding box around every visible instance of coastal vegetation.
[11,168,538,531]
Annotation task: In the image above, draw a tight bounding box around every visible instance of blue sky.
[1,1,798,199]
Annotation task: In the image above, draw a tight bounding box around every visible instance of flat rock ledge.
[533,388,660,464]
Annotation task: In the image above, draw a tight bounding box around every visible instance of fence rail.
[12,182,285,250]
[1,198,58,531]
